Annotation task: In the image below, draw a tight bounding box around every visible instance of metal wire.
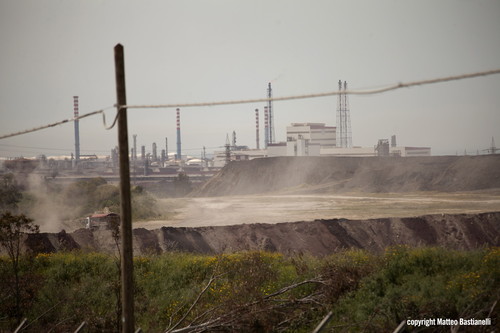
[1,68,499,141]
[0,107,116,140]
[120,69,500,109]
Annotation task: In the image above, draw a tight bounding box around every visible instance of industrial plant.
[213,81,431,167]
[8,81,500,184]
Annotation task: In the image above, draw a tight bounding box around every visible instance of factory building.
[268,123,333,157]
[267,141,321,157]
[213,148,267,167]
[286,123,336,147]
[320,146,431,157]
[391,146,431,157]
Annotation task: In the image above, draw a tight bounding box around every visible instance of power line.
[0,68,499,141]
[121,69,500,109]
[0,106,115,140]
[0,143,111,153]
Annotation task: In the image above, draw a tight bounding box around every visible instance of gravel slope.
[195,155,500,196]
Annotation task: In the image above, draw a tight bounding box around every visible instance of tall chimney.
[176,108,182,160]
[141,145,146,160]
[133,134,137,160]
[73,96,80,163]
[255,108,260,150]
[264,106,269,149]
[152,142,157,161]
[165,137,169,161]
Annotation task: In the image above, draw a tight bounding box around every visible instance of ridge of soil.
[19,211,500,256]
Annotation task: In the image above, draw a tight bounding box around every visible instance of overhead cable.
[1,68,499,141]
[121,68,500,110]
[0,106,116,140]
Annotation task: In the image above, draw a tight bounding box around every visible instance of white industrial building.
[213,122,431,166]
[286,123,336,147]
[320,146,431,157]
[268,123,333,157]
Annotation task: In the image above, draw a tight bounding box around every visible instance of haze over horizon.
[1,0,499,159]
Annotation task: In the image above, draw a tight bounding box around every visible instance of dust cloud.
[23,174,81,232]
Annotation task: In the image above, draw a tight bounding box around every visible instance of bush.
[0,247,497,332]
[328,246,500,332]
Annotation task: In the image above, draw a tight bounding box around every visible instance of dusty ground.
[138,190,500,229]
[11,155,500,255]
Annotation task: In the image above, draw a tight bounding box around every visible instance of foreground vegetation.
[0,247,498,332]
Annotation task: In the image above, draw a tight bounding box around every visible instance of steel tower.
[255,108,260,149]
[267,83,275,144]
[176,108,181,160]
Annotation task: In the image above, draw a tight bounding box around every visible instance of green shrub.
[328,246,500,332]
[0,247,497,332]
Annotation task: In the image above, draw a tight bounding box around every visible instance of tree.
[0,212,39,324]
[0,174,22,212]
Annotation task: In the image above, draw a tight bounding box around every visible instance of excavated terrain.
[21,212,500,255]
[11,155,500,255]
[195,155,500,196]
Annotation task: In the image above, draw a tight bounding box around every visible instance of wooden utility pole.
[114,43,135,333]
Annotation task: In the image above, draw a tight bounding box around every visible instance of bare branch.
[264,278,325,299]
[166,269,224,333]
[169,277,326,333]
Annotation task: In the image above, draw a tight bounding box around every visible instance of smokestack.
[141,145,146,160]
[133,134,137,160]
[176,108,182,160]
[152,142,157,161]
[255,108,260,150]
[225,134,231,165]
[264,106,269,149]
[165,137,169,161]
[73,96,80,163]
[391,135,397,148]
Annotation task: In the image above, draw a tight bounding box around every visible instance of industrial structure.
[133,135,137,160]
[176,108,182,160]
[336,80,352,148]
[484,137,499,154]
[212,80,431,165]
[28,84,436,174]
[286,123,336,147]
[375,139,390,156]
[73,96,80,165]
[225,134,231,165]
[255,108,260,149]
[264,106,269,148]
[165,137,169,161]
[267,83,275,145]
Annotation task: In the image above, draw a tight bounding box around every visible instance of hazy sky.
[1,0,499,158]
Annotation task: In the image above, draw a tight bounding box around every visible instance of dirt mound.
[195,155,500,196]
[15,211,500,256]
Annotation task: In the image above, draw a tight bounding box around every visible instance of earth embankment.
[195,155,500,196]
[20,212,500,256]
